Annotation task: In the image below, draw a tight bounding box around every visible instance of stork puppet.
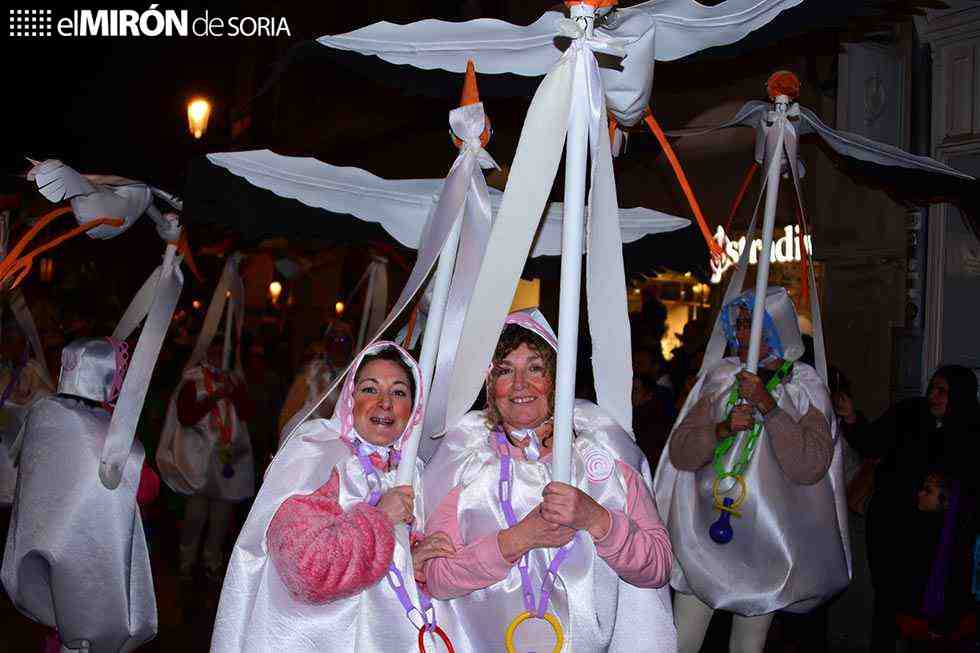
[22,159,197,489]
[0,160,200,653]
[650,71,975,651]
[317,0,802,487]
[208,62,688,652]
[313,2,802,651]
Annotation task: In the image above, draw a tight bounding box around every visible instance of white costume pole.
[553,9,592,484]
[222,294,234,372]
[395,217,461,485]
[745,96,788,373]
[356,263,378,352]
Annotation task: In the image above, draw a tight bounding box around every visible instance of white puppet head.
[57,337,130,405]
[720,286,804,364]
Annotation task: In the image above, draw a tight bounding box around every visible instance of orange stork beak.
[564,0,618,9]
[452,60,491,149]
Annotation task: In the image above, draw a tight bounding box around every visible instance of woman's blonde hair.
[484,324,557,430]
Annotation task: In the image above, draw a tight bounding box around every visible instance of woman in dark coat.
[857,365,979,651]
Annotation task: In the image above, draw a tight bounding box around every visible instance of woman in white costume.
[2,337,156,652]
[211,341,453,652]
[421,309,676,653]
[655,287,849,653]
[277,319,353,437]
[158,337,254,580]
[0,322,54,508]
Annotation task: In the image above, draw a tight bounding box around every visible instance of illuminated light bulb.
[187,98,212,139]
[268,281,283,303]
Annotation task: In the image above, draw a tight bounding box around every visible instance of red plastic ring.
[418,625,454,653]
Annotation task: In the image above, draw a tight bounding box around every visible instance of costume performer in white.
[421,310,675,653]
[157,334,254,579]
[2,338,156,652]
[655,287,849,653]
[0,319,54,508]
[211,341,452,652]
[277,320,353,436]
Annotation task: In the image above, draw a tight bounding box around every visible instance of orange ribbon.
[402,304,420,349]
[170,229,203,282]
[725,161,760,235]
[564,0,618,7]
[642,108,723,259]
[0,208,125,289]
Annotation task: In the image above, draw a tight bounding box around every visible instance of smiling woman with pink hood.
[210,341,447,652]
[420,309,675,652]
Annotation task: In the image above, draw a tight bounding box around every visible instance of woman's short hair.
[485,324,557,428]
[355,347,416,403]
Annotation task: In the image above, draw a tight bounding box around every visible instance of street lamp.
[269,281,283,304]
[187,98,212,139]
[334,300,345,316]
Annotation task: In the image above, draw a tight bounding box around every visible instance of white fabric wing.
[27,159,98,202]
[317,1,802,73]
[316,1,800,126]
[670,100,975,181]
[798,106,974,180]
[27,159,152,239]
[317,13,565,76]
[207,150,689,255]
[207,150,438,248]
[621,0,804,62]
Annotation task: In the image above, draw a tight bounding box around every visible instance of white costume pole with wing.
[26,159,189,489]
[553,4,594,483]
[355,256,388,353]
[665,70,976,382]
[395,217,458,485]
[317,0,803,485]
[207,114,688,473]
[745,95,787,373]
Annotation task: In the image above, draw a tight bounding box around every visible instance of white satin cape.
[211,342,437,652]
[653,358,851,615]
[1,396,156,652]
[0,359,53,506]
[423,400,676,652]
[156,365,254,501]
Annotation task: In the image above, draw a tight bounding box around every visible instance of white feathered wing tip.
[26,158,97,203]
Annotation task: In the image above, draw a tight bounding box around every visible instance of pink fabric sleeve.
[136,463,160,508]
[423,485,514,600]
[267,468,395,604]
[592,461,672,588]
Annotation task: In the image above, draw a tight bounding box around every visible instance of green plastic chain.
[712,360,794,479]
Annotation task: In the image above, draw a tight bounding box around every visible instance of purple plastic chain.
[353,440,437,633]
[105,338,130,404]
[496,431,575,619]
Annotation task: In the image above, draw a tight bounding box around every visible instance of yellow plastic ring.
[712,473,748,514]
[504,611,564,653]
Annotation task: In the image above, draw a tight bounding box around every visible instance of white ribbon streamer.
[185,254,242,374]
[100,243,184,489]
[444,57,574,430]
[356,257,388,353]
[8,290,54,389]
[421,105,497,445]
[282,103,499,448]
